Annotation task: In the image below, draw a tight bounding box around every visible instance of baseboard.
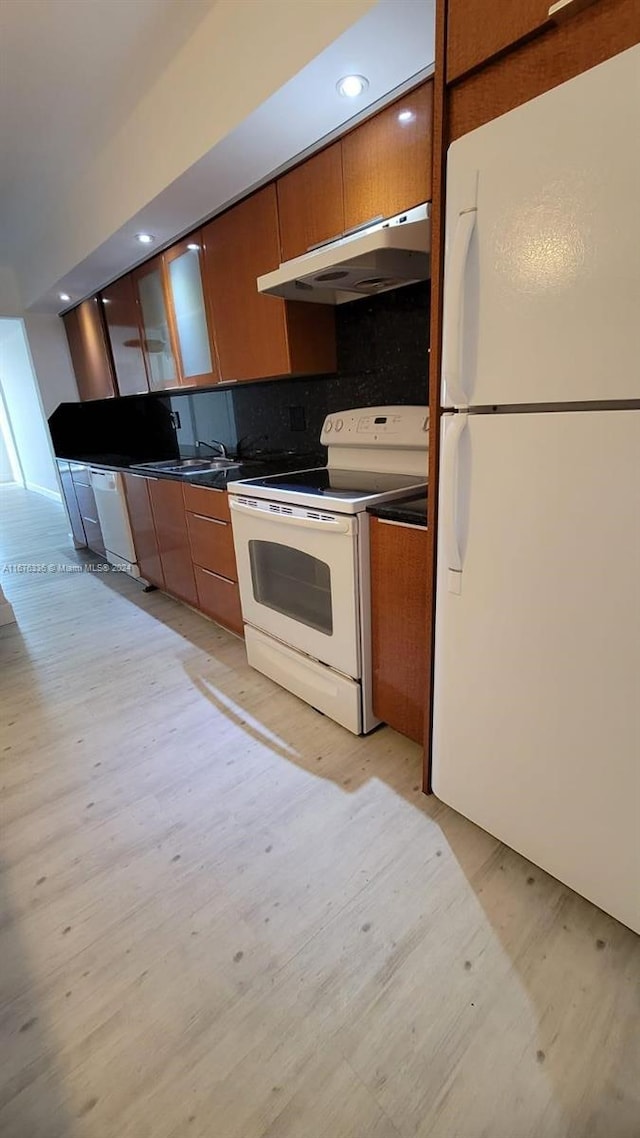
[25,482,62,503]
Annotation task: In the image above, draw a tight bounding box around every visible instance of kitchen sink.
[131,458,239,475]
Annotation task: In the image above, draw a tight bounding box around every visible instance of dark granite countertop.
[55,453,323,490]
[367,493,428,527]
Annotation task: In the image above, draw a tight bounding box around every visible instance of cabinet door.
[122,473,164,587]
[164,235,218,387]
[147,478,197,606]
[342,81,433,231]
[133,256,179,391]
[446,0,550,82]
[277,142,345,262]
[57,460,87,547]
[62,298,116,401]
[101,275,149,396]
[202,186,290,382]
[370,517,430,744]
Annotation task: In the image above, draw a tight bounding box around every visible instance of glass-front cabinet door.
[164,235,217,386]
[133,256,178,391]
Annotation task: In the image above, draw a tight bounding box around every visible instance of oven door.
[230,496,361,678]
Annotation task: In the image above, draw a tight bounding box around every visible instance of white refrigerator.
[432,46,640,934]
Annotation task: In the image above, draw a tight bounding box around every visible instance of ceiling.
[0,0,435,313]
[0,0,217,256]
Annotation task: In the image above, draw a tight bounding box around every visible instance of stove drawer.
[245,626,361,734]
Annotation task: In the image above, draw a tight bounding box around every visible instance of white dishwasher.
[89,469,140,578]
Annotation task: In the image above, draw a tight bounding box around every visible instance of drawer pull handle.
[547,0,598,20]
[200,567,235,584]
[192,513,227,526]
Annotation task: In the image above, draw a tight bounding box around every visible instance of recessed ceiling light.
[187,243,200,252]
[336,74,369,99]
[398,110,415,124]
[59,292,71,302]
[136,233,155,245]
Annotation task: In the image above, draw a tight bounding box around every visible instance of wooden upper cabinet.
[100,275,149,396]
[277,142,345,262]
[202,186,289,381]
[446,0,551,82]
[447,0,640,140]
[163,235,218,387]
[202,185,336,383]
[62,298,117,401]
[342,80,433,232]
[132,255,179,392]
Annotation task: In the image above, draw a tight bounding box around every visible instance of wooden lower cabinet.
[148,479,198,607]
[193,565,243,637]
[121,475,243,634]
[183,483,243,637]
[370,516,431,744]
[122,473,164,587]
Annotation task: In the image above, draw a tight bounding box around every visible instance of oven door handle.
[229,498,353,534]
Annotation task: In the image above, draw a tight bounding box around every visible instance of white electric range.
[227,406,428,734]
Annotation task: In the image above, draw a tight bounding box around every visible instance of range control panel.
[320,406,429,449]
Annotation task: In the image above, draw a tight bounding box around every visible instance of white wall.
[0,423,14,482]
[0,319,60,499]
[22,313,78,415]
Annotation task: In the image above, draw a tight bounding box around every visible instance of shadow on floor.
[98,567,431,813]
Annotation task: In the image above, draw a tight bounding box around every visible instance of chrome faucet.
[196,439,227,458]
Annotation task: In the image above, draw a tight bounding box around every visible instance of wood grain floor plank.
[1,486,638,1138]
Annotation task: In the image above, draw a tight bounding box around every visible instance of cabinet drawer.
[182,482,230,522]
[73,481,99,522]
[194,566,244,637]
[83,516,105,557]
[70,464,91,487]
[186,511,237,581]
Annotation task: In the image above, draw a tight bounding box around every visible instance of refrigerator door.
[432,409,640,933]
[442,45,640,409]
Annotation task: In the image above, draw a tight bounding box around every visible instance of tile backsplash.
[49,282,429,461]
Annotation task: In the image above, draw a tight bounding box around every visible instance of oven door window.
[248,540,333,636]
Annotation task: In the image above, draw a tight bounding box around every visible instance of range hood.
[258,203,430,305]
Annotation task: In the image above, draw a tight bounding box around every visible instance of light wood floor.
[1,484,638,1138]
